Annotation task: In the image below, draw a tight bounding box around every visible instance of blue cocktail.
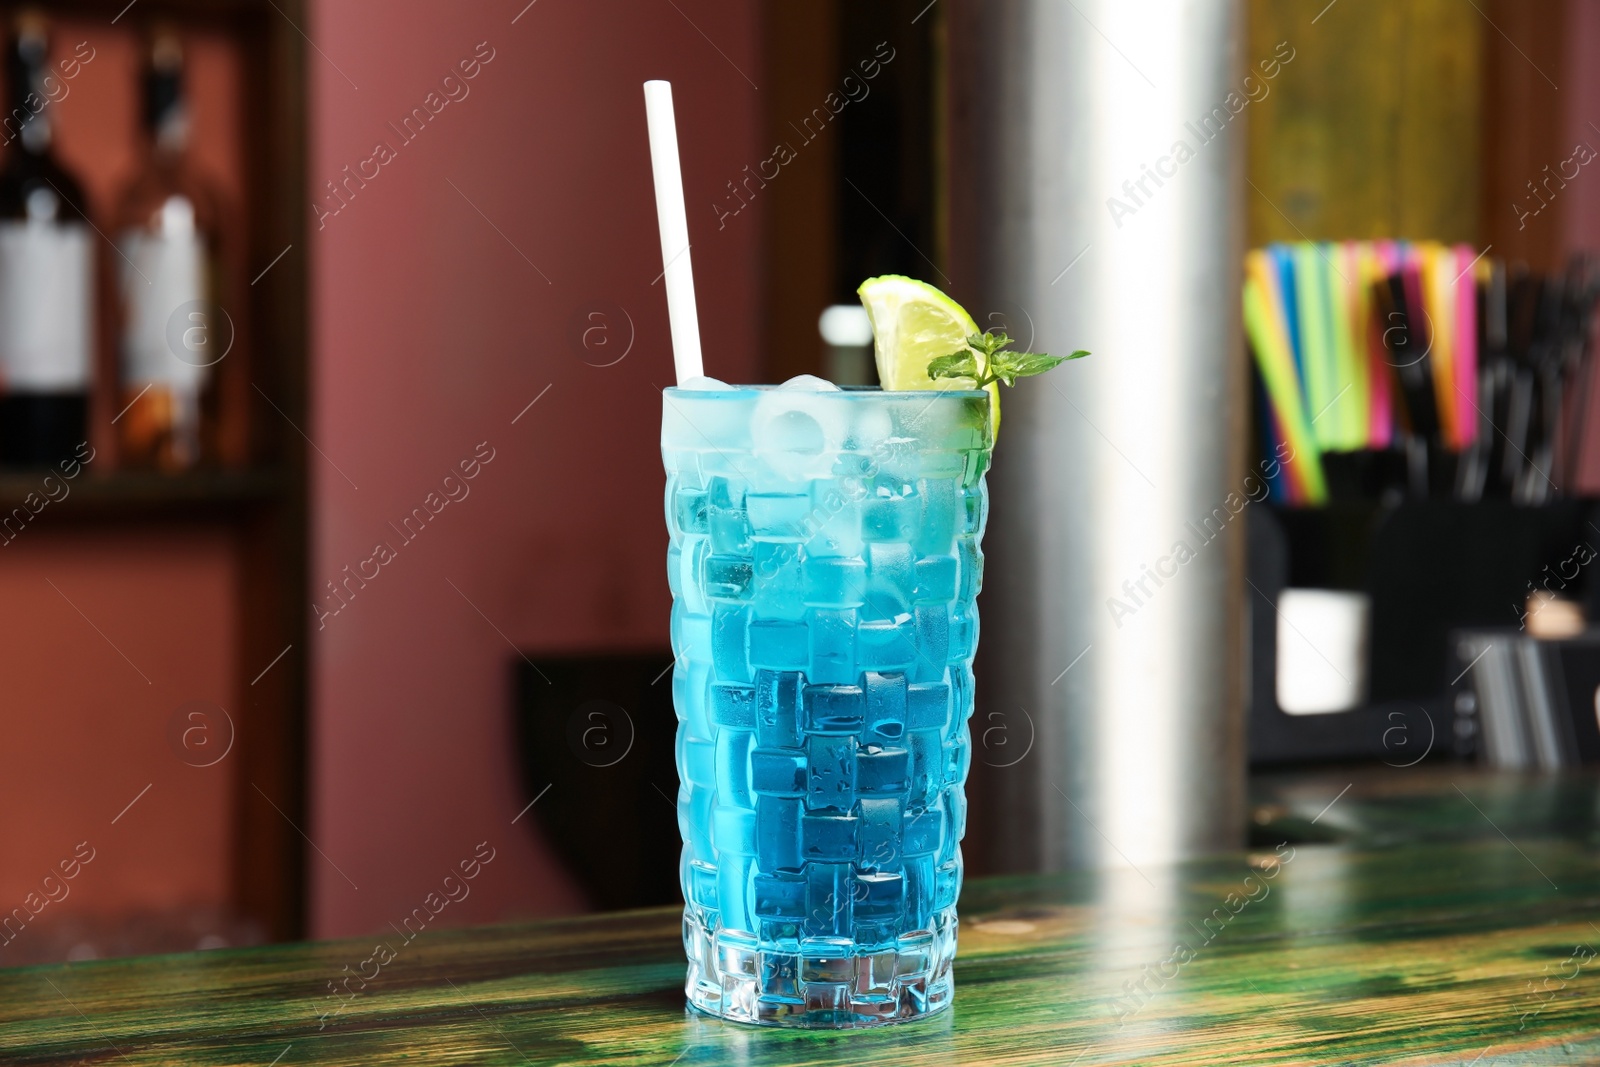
[663,382,992,1027]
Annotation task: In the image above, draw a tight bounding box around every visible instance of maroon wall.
[308,0,764,936]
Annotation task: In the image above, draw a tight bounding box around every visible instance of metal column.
[949,0,1248,871]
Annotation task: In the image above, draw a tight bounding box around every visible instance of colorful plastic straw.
[1245,250,1328,504]
[1453,243,1479,447]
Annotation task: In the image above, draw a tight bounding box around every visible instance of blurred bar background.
[3,0,1600,966]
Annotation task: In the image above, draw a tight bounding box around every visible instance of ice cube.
[777,374,841,392]
[679,375,736,391]
[850,405,895,451]
[751,387,849,482]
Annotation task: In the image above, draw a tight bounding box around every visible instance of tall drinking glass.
[662,383,992,1027]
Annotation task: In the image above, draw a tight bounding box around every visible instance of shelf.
[0,0,312,947]
[0,468,284,520]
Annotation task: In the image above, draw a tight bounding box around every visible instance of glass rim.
[662,384,989,399]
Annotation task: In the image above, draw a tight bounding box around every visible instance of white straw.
[643,80,704,384]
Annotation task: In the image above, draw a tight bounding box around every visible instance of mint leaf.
[982,351,1018,387]
[928,350,979,381]
[991,349,1086,383]
[969,331,1010,359]
[927,331,1086,388]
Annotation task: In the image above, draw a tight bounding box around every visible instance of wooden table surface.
[4,768,1600,1066]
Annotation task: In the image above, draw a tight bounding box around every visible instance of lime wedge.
[856,274,1001,437]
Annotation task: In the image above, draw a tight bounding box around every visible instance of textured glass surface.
[662,385,992,1028]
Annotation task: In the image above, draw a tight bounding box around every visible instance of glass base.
[682,907,956,1028]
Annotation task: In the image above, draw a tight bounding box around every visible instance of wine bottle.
[114,26,224,470]
[0,11,93,467]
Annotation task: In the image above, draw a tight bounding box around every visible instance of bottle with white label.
[114,27,223,471]
[0,12,94,467]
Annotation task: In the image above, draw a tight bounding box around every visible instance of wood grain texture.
[3,770,1599,1065]
[1247,0,1482,245]
[1479,0,1569,271]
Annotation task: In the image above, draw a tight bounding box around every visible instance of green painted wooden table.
[5,769,1600,1065]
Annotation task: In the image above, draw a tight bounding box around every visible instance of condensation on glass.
[662,385,991,1027]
